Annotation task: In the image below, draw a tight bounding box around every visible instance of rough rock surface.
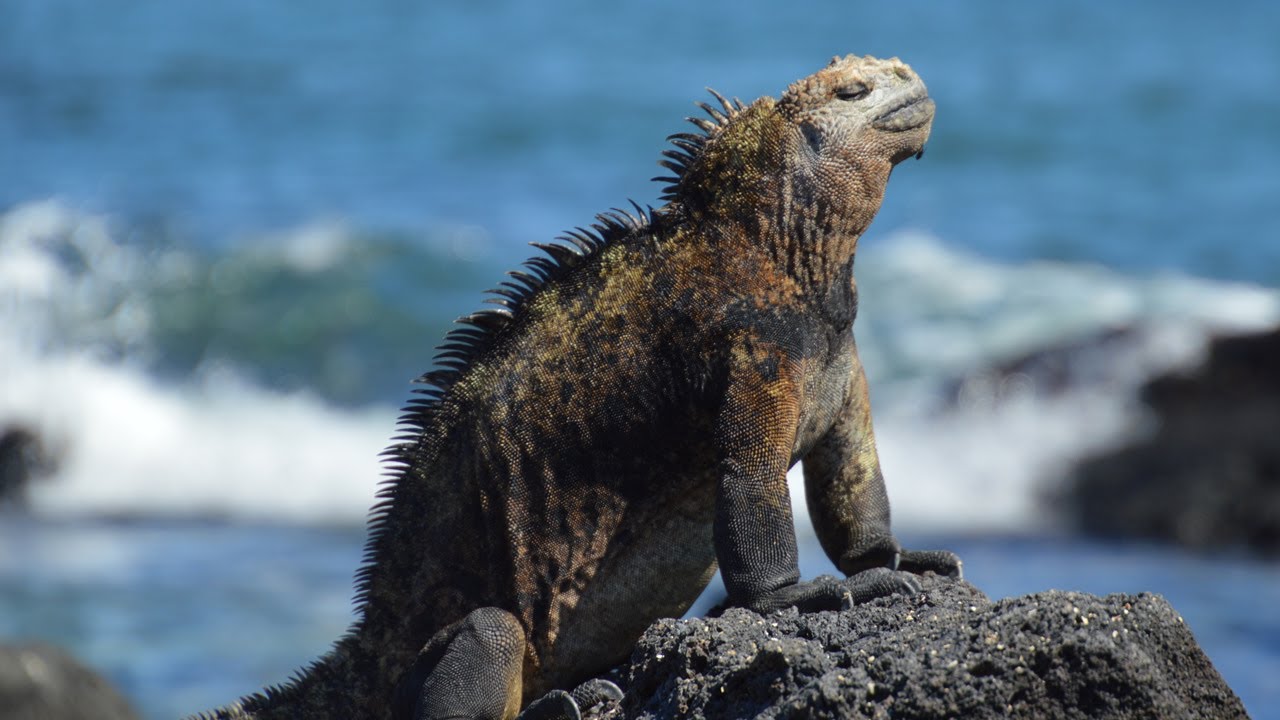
[1068,327,1280,555]
[0,642,140,720]
[590,576,1245,720]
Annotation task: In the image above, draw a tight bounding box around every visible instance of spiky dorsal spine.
[357,89,747,608]
[653,88,746,202]
[354,204,652,611]
[199,87,750,720]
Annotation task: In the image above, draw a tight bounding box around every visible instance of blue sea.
[2,1,1278,717]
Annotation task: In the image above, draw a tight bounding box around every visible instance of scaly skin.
[201,54,961,720]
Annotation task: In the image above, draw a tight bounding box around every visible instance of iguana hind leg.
[394,607,525,720]
[394,607,622,720]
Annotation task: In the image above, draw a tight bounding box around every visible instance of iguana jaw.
[873,92,934,165]
[872,94,934,133]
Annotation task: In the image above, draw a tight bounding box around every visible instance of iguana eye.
[835,83,870,101]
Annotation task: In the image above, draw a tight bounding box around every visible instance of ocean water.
[2,0,1278,718]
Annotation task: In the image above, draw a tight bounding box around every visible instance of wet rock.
[0,642,140,720]
[0,424,58,509]
[1067,327,1280,555]
[603,576,1245,719]
[941,325,1146,407]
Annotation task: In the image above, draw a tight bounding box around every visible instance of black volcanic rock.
[0,642,140,720]
[1067,327,1280,554]
[941,325,1146,407]
[0,424,58,509]
[597,577,1245,719]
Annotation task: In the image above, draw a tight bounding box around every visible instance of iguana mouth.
[872,94,934,132]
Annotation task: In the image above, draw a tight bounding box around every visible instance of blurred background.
[2,1,1278,717]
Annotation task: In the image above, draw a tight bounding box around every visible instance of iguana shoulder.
[203,54,960,720]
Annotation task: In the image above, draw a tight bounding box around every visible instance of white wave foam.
[2,343,391,522]
[854,232,1280,387]
[4,205,1279,529]
[784,386,1138,540]
[1,201,391,522]
[0,199,169,359]
[799,231,1280,534]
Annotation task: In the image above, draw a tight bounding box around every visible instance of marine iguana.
[204,54,961,720]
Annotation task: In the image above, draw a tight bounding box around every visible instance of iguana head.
[779,54,934,170]
[659,54,932,247]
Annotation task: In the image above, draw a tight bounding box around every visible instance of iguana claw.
[517,679,622,720]
[517,690,578,720]
[842,567,921,607]
[897,549,963,579]
[570,678,623,709]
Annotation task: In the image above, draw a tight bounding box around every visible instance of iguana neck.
[674,98,888,295]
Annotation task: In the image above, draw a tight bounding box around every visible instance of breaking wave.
[3,200,1278,530]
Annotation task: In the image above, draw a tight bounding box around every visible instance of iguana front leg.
[713,341,855,614]
[802,347,962,580]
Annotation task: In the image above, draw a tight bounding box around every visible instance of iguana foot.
[737,570,930,614]
[517,690,576,720]
[842,566,921,606]
[833,541,963,606]
[738,574,853,614]
[838,536,963,581]
[570,679,623,710]
[838,548,963,605]
[517,679,622,720]
[897,548,963,578]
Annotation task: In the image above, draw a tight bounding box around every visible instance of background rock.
[598,577,1245,720]
[0,425,58,510]
[1067,327,1280,555]
[0,642,139,720]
